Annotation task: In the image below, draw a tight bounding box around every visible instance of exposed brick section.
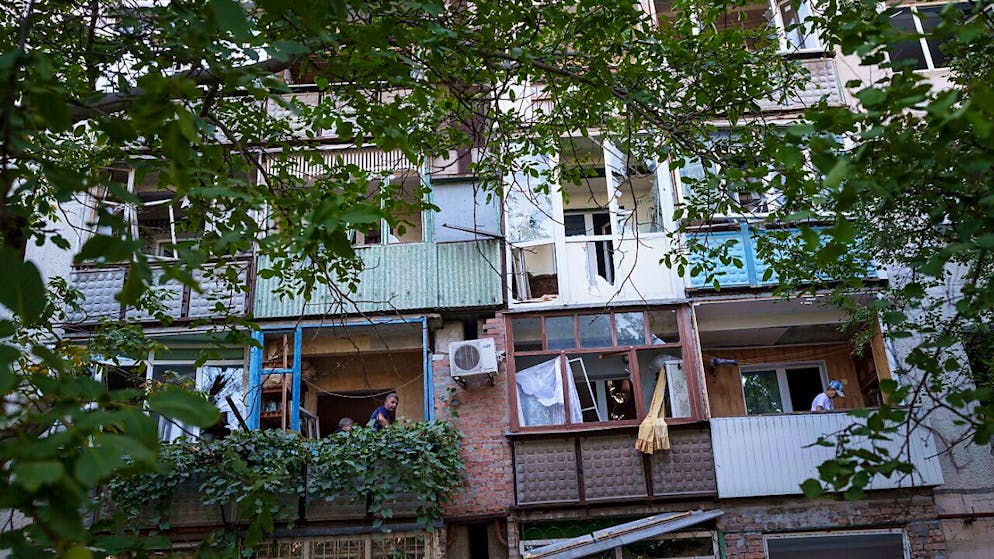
[721,491,947,559]
[508,490,947,559]
[435,314,514,518]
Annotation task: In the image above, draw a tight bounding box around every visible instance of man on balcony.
[811,380,845,412]
[369,393,399,430]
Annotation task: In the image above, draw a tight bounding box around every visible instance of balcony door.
[740,362,827,414]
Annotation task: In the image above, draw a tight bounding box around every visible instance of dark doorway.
[317,389,393,435]
[785,366,824,412]
[468,523,490,559]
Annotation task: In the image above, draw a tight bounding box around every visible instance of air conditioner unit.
[449,338,498,383]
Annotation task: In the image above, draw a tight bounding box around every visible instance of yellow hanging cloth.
[635,367,670,454]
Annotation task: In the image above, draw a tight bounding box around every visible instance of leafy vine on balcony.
[103,422,464,554]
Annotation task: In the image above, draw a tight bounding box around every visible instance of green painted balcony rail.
[253,239,503,318]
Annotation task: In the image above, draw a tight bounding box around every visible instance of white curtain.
[516,358,583,426]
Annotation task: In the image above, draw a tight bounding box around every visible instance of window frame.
[146,352,246,441]
[739,360,828,414]
[763,528,910,559]
[506,306,703,432]
[87,167,198,260]
[889,2,970,72]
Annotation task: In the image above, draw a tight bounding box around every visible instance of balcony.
[253,240,503,319]
[512,426,716,507]
[687,225,878,290]
[67,257,250,324]
[758,57,845,112]
[710,412,944,499]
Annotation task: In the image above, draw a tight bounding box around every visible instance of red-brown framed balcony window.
[506,306,702,432]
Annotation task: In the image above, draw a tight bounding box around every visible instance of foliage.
[0,0,802,555]
[104,423,463,556]
[661,0,994,498]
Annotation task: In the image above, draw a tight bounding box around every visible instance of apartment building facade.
[21,0,993,558]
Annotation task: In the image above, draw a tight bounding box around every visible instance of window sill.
[507,417,706,438]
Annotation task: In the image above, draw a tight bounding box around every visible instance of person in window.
[368,393,399,430]
[811,380,845,412]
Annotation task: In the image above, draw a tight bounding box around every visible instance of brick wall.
[721,491,947,559]
[434,315,514,518]
[508,490,947,559]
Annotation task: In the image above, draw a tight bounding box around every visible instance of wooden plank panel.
[702,343,865,417]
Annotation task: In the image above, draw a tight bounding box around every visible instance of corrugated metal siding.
[254,240,503,319]
[710,414,944,499]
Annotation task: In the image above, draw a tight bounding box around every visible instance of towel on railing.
[636,368,670,454]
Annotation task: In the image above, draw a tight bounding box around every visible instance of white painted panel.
[710,413,944,499]
[560,236,683,305]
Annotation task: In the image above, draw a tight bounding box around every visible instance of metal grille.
[309,538,364,559]
[255,541,305,559]
[253,534,429,559]
[370,535,425,558]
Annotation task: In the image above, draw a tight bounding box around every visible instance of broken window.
[508,308,699,429]
[511,243,559,301]
[150,362,247,441]
[568,353,637,422]
[507,152,560,302]
[90,168,202,259]
[638,348,693,419]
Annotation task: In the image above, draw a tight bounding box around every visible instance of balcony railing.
[512,426,716,507]
[687,225,879,289]
[253,240,503,319]
[67,257,250,324]
[758,57,845,112]
[709,413,944,499]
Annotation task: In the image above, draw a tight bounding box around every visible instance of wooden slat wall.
[702,343,867,417]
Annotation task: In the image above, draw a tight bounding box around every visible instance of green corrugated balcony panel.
[254,174,504,318]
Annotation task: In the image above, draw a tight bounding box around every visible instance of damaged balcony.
[506,308,717,506]
[505,138,684,308]
[254,162,503,318]
[67,167,251,324]
[695,298,944,499]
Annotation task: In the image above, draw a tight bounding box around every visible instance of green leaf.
[13,460,65,492]
[0,247,47,325]
[148,387,221,427]
[211,0,251,40]
[800,478,824,498]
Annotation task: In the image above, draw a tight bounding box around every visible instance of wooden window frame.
[506,306,704,433]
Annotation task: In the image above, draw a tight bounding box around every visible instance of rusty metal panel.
[710,414,944,499]
[68,267,125,322]
[514,439,579,505]
[435,239,502,308]
[580,434,648,501]
[650,427,717,496]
